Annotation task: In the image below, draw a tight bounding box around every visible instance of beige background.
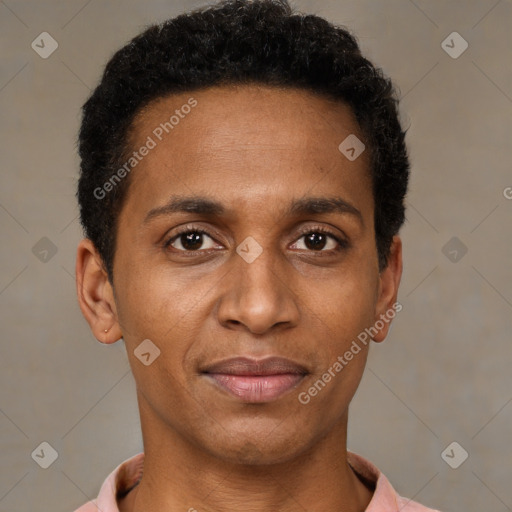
[1,1,511,511]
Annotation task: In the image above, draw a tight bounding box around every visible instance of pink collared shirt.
[74,451,440,511]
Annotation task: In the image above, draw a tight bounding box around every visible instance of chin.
[203,428,310,466]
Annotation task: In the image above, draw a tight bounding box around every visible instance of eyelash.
[163,224,349,254]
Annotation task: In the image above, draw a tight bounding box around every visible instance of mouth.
[201,356,309,403]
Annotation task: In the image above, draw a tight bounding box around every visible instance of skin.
[76,84,402,512]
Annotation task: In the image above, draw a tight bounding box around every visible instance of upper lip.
[201,356,309,376]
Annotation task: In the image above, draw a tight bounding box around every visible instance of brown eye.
[291,229,346,252]
[303,232,330,251]
[165,230,218,252]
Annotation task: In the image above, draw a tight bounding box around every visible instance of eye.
[164,228,220,252]
[291,228,348,253]
[163,225,348,254]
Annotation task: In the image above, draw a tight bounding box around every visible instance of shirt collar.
[88,450,431,512]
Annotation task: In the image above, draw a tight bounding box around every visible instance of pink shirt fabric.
[74,451,440,511]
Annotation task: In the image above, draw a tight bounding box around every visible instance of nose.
[215,243,300,335]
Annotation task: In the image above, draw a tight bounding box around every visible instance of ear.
[75,238,123,344]
[372,235,403,343]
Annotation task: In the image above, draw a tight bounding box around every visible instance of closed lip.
[200,356,309,376]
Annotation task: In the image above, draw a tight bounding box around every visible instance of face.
[77,84,402,465]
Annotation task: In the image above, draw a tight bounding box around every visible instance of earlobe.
[372,235,403,343]
[75,238,123,344]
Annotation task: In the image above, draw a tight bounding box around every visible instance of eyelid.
[294,224,347,243]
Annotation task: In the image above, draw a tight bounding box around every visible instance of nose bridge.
[238,237,281,295]
[217,235,299,334]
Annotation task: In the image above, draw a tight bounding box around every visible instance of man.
[74,0,440,510]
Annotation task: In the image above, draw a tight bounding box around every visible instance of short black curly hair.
[77,0,409,284]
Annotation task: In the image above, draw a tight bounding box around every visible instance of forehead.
[131,84,363,150]
[123,84,372,217]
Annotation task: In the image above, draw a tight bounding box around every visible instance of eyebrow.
[143,195,363,225]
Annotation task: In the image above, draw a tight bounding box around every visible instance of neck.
[123,392,373,512]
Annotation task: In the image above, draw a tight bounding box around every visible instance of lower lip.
[204,373,305,402]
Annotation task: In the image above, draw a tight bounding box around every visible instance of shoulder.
[72,452,144,512]
[347,451,441,512]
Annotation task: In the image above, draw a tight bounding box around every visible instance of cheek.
[304,266,378,350]
[297,275,375,419]
[306,288,373,402]
[114,269,196,406]
[115,258,197,335]
[114,261,216,384]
